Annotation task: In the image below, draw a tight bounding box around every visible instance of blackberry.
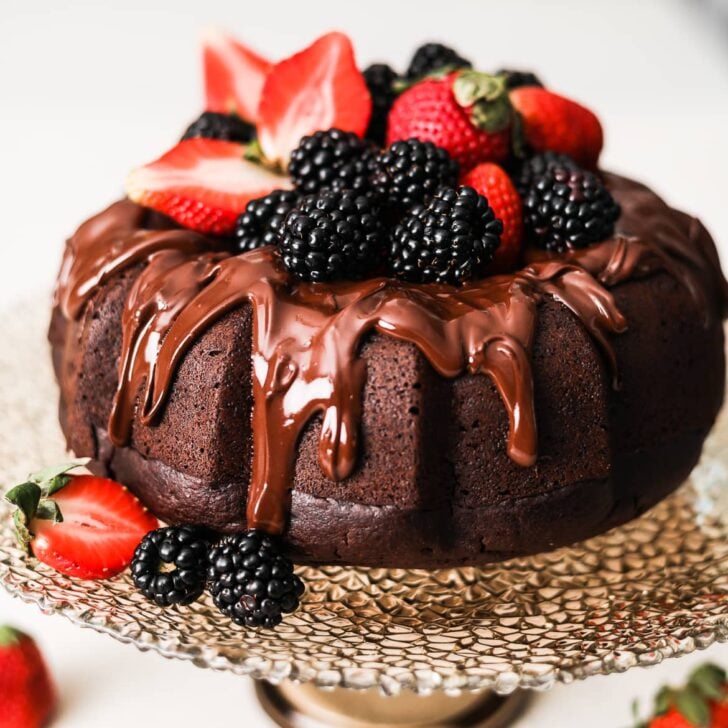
[131,526,208,607]
[207,531,304,629]
[390,185,502,285]
[363,63,398,146]
[513,151,581,196]
[406,42,472,79]
[234,190,299,252]
[370,139,459,213]
[497,69,544,90]
[181,111,255,143]
[278,188,385,282]
[288,128,375,195]
[522,166,621,252]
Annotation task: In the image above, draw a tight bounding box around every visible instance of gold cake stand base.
[255,681,529,728]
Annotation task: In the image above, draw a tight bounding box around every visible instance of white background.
[1,0,727,725]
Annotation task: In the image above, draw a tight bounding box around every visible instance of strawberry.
[509,86,603,169]
[635,664,728,728]
[0,626,57,728]
[126,138,291,234]
[386,70,512,171]
[5,461,158,580]
[461,162,523,272]
[257,32,371,167]
[647,708,697,728]
[202,27,273,123]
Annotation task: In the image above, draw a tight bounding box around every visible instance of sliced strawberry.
[5,464,158,580]
[202,27,273,123]
[28,475,157,580]
[126,138,291,234]
[257,32,371,166]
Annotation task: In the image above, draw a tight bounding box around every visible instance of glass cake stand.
[0,299,727,727]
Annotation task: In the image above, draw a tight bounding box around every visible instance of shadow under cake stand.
[0,301,727,727]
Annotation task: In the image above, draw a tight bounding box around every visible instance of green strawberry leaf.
[674,686,711,727]
[654,686,673,715]
[5,481,41,522]
[36,499,64,523]
[689,663,726,701]
[0,625,23,647]
[452,71,513,133]
[29,459,88,495]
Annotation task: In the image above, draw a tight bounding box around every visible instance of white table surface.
[1,0,727,725]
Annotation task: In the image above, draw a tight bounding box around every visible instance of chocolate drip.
[54,174,728,534]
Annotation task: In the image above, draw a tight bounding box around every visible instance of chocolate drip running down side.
[54,174,728,535]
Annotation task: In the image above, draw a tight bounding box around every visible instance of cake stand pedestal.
[0,303,727,727]
[254,681,529,727]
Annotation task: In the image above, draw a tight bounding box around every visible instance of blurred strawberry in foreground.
[5,462,158,580]
[257,32,371,167]
[0,626,56,728]
[462,162,523,272]
[126,139,290,234]
[202,28,272,123]
[509,86,603,169]
[635,664,728,728]
[387,70,512,171]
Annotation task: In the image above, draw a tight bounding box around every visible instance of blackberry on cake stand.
[1,301,727,727]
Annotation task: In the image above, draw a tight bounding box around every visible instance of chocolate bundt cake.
[47,33,727,568]
[49,174,727,568]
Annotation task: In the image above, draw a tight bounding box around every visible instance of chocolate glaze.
[54,173,728,535]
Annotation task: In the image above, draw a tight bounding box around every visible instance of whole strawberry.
[509,86,603,169]
[387,70,512,171]
[635,664,728,728]
[461,162,523,272]
[0,626,57,728]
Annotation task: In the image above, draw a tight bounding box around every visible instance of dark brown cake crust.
[50,261,725,567]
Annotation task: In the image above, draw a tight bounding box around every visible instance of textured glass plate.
[0,299,726,695]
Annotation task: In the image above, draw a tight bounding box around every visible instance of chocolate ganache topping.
[53,173,728,534]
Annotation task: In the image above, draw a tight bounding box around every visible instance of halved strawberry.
[257,32,371,167]
[126,138,291,234]
[5,462,158,580]
[202,27,273,123]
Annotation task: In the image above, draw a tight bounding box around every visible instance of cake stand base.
[255,681,530,728]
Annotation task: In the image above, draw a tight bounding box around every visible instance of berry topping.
[279,188,385,282]
[181,111,255,143]
[522,166,620,252]
[126,138,290,235]
[362,63,398,146]
[370,138,459,213]
[387,71,512,171]
[389,185,502,285]
[462,162,523,272]
[509,86,603,169]
[0,626,57,728]
[235,189,300,252]
[207,531,305,629]
[288,128,375,195]
[406,42,472,79]
[202,28,272,123]
[257,33,372,167]
[131,526,209,607]
[512,150,581,196]
[497,68,544,90]
[5,462,158,580]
